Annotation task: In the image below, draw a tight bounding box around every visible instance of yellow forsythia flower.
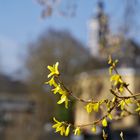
[52,84,62,94]
[85,102,100,113]
[57,94,69,109]
[45,77,57,87]
[52,117,66,136]
[65,125,70,136]
[91,125,96,133]
[110,74,123,86]
[93,103,100,112]
[108,113,113,120]
[119,84,124,93]
[118,100,125,110]
[102,118,107,127]
[125,99,132,105]
[118,99,132,110]
[47,62,59,78]
[112,97,116,103]
[58,125,66,136]
[85,103,93,113]
[74,127,81,135]
[52,85,67,95]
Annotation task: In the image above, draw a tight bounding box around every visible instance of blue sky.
[0,0,95,76]
[0,0,139,77]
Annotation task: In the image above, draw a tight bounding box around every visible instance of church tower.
[88,0,109,57]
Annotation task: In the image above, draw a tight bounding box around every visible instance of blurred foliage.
[26,29,102,89]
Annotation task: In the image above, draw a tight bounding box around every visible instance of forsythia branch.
[45,56,140,138]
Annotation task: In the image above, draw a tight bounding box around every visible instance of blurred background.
[0,0,140,140]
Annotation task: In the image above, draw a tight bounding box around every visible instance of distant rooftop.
[0,73,28,94]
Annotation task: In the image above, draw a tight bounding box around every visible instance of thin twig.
[110,89,140,99]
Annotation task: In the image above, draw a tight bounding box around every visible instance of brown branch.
[110,89,140,99]
[76,102,117,127]
[113,67,137,98]
[123,108,137,116]
[56,76,107,104]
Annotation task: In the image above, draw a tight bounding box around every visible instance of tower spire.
[97,0,108,49]
[88,0,109,57]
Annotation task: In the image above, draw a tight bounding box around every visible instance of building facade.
[74,0,140,134]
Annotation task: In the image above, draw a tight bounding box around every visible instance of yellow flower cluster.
[52,117,70,136]
[118,99,132,110]
[85,102,100,113]
[110,74,124,92]
[108,56,125,93]
[110,74,123,86]
[46,62,69,108]
[46,60,140,139]
[52,117,81,136]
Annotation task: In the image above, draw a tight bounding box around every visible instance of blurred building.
[0,73,37,140]
[75,0,140,135]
